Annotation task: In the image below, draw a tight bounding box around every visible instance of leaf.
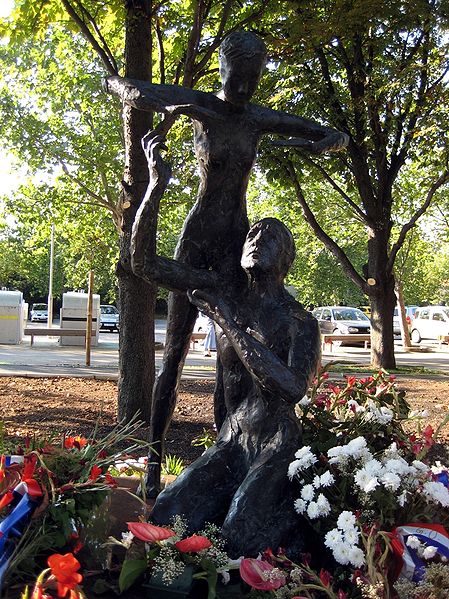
[118,559,147,593]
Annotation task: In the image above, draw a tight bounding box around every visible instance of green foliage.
[161,453,185,476]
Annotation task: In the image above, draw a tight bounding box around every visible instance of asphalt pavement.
[0,320,447,380]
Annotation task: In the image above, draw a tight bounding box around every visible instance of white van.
[410,306,449,343]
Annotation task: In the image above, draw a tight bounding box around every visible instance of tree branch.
[155,18,166,84]
[298,152,369,224]
[60,0,118,75]
[282,157,368,292]
[387,169,449,272]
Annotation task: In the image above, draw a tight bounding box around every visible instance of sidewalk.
[0,334,447,380]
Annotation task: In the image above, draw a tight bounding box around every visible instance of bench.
[190,332,206,349]
[438,335,449,350]
[321,334,371,352]
[24,327,97,346]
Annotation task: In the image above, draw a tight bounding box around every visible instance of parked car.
[30,303,48,323]
[312,306,371,344]
[410,306,449,343]
[393,305,420,335]
[100,305,120,332]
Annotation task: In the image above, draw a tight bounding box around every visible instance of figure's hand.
[142,131,172,186]
[271,132,349,155]
[188,289,230,323]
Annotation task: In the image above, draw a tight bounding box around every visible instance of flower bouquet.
[112,516,238,599]
[0,415,149,595]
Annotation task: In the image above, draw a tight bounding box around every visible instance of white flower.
[423,545,438,559]
[307,501,320,519]
[324,528,343,550]
[291,447,318,472]
[363,459,383,476]
[332,542,351,565]
[316,493,331,516]
[381,471,401,491]
[398,491,408,507]
[337,511,357,531]
[343,527,360,545]
[347,399,364,413]
[313,475,321,489]
[301,484,315,502]
[288,460,303,480]
[295,446,313,459]
[383,458,410,476]
[121,531,134,548]
[406,536,422,550]
[299,395,311,407]
[383,442,400,458]
[294,498,307,514]
[354,467,379,493]
[422,481,449,507]
[410,409,429,418]
[320,471,335,487]
[348,546,366,568]
[346,436,369,458]
[412,460,429,472]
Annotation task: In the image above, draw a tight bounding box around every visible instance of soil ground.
[0,375,448,463]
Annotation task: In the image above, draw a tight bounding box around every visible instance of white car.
[410,306,449,343]
[100,305,120,332]
[30,303,48,323]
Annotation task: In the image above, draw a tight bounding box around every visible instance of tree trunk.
[395,277,412,349]
[368,228,397,369]
[117,0,155,423]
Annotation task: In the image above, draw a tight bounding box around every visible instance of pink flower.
[239,558,286,591]
[175,535,212,552]
[319,568,332,587]
[127,522,175,543]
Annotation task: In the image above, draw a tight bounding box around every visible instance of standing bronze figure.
[131,137,321,557]
[105,31,348,494]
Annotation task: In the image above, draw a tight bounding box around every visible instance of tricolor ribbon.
[390,523,449,583]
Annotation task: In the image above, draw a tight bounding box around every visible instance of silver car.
[30,303,48,322]
[312,306,371,344]
[100,305,120,332]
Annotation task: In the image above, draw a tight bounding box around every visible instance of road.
[0,319,447,379]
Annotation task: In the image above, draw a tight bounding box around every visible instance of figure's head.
[219,31,267,106]
[241,218,295,279]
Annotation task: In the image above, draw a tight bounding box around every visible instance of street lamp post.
[47,223,55,328]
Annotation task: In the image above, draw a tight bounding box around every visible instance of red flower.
[338,590,348,599]
[105,473,117,487]
[64,436,87,450]
[319,568,332,587]
[89,465,102,481]
[47,553,82,597]
[423,425,435,448]
[240,558,286,591]
[0,490,14,511]
[175,534,212,553]
[346,376,356,387]
[127,521,175,543]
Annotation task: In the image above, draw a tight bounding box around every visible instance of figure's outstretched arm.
[258,106,349,154]
[188,290,320,403]
[104,76,222,122]
[130,135,217,292]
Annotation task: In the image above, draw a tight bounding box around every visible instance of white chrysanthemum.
[307,501,320,519]
[347,399,364,413]
[316,493,331,516]
[288,460,303,480]
[337,511,357,531]
[332,542,351,565]
[295,446,313,459]
[348,546,366,568]
[363,459,383,476]
[406,535,422,549]
[324,528,343,550]
[423,545,438,559]
[313,475,321,489]
[345,436,368,457]
[354,467,379,493]
[343,527,360,545]
[422,481,449,507]
[294,498,307,514]
[383,442,400,458]
[383,458,410,476]
[301,484,315,502]
[320,471,335,487]
[412,460,429,472]
[381,471,401,491]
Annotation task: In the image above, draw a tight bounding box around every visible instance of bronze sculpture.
[131,136,321,557]
[105,31,348,495]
